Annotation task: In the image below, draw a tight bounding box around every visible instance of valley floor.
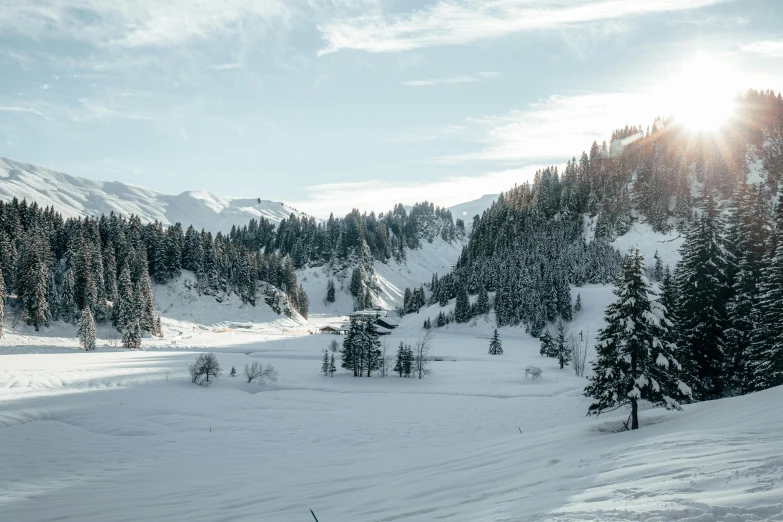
[1,295,782,521]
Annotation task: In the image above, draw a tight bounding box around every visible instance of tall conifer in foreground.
[585,247,689,430]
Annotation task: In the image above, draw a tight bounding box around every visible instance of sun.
[651,53,738,132]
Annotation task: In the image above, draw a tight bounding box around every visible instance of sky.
[1,0,782,218]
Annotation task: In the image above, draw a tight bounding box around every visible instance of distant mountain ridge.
[0,157,302,234]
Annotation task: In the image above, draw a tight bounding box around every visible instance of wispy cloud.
[291,167,542,217]
[0,0,293,48]
[403,71,498,87]
[318,0,731,54]
[741,40,783,58]
[427,92,663,164]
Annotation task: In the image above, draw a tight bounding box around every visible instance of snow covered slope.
[0,157,301,233]
[299,235,465,316]
[1,305,781,521]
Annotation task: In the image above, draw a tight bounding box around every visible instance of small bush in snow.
[245,361,278,385]
[230,366,237,377]
[525,365,542,380]
[328,339,340,353]
[189,353,222,385]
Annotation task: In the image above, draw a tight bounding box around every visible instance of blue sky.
[1,0,782,217]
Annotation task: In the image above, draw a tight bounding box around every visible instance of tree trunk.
[631,398,639,430]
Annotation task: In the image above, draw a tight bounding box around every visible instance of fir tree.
[746,193,783,391]
[454,285,470,323]
[394,342,406,377]
[476,286,490,315]
[0,268,5,338]
[574,293,582,313]
[329,354,336,377]
[326,278,336,304]
[585,248,690,430]
[554,321,571,369]
[321,349,330,376]
[77,307,96,351]
[488,329,503,355]
[675,195,730,400]
[539,330,556,358]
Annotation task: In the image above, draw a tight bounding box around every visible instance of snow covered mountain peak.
[0,157,303,233]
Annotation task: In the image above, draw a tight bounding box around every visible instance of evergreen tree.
[394,342,406,377]
[574,293,582,313]
[476,286,489,315]
[585,247,689,430]
[675,195,730,400]
[326,278,336,304]
[60,266,77,323]
[402,344,413,377]
[321,349,330,376]
[454,285,470,323]
[488,329,503,355]
[361,319,382,377]
[746,193,783,391]
[113,264,133,331]
[554,321,571,369]
[329,354,336,377]
[341,317,361,376]
[0,268,4,338]
[77,307,96,351]
[539,330,556,358]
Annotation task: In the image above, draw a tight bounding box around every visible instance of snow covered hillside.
[0,157,302,233]
[299,235,465,315]
[1,300,782,521]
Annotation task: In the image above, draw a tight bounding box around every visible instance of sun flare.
[651,53,739,132]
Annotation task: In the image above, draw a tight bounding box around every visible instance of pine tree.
[77,307,96,351]
[341,317,361,376]
[321,349,330,376]
[329,354,336,377]
[402,344,413,377]
[574,293,582,313]
[539,330,556,358]
[394,342,406,377]
[0,268,5,338]
[675,195,730,400]
[113,264,133,331]
[476,286,489,315]
[488,329,503,355]
[454,285,470,323]
[361,319,382,377]
[554,321,571,369]
[60,265,77,323]
[746,193,783,391]
[326,278,336,304]
[585,248,690,430]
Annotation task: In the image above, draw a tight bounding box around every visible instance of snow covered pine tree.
[584,247,690,430]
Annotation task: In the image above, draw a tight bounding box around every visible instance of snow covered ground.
[2,280,782,521]
[0,157,302,233]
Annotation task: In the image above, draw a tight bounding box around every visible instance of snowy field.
[2,283,782,522]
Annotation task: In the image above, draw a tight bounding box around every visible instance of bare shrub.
[329,339,340,353]
[412,330,434,379]
[570,331,589,378]
[244,361,278,385]
[378,341,394,378]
